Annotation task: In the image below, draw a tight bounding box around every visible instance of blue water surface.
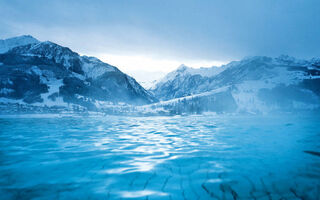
[0,114,319,199]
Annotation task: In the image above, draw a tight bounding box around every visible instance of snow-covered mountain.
[152,64,228,89]
[0,35,39,53]
[1,35,319,115]
[150,62,236,99]
[0,35,156,113]
[150,56,320,114]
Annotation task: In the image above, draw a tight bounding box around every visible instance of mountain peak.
[2,35,39,44]
[0,35,40,53]
[177,64,188,71]
[10,40,79,59]
[16,34,37,40]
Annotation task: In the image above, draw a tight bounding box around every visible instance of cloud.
[1,0,320,64]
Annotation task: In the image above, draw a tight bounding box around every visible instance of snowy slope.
[0,36,157,113]
[150,62,236,99]
[151,64,228,89]
[151,55,320,114]
[0,35,39,53]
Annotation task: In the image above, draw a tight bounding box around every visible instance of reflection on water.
[0,114,319,199]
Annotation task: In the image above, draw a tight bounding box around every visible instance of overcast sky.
[0,0,320,72]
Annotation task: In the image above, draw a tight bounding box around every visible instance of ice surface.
[0,114,319,199]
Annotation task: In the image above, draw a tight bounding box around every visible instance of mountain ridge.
[1,35,320,114]
[149,55,320,114]
[0,35,157,113]
[0,35,39,53]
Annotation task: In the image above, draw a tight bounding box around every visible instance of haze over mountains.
[0,35,319,114]
[149,56,320,114]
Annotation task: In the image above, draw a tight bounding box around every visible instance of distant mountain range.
[0,35,156,113]
[0,35,319,114]
[149,56,320,114]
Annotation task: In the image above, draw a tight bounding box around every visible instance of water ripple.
[0,115,319,199]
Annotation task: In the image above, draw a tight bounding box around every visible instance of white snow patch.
[81,56,115,79]
[35,79,68,107]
